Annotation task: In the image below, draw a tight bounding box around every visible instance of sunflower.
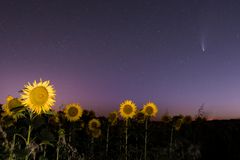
[64,103,83,122]
[20,79,56,114]
[119,100,137,119]
[175,118,183,131]
[2,96,24,118]
[161,113,172,123]
[108,111,118,125]
[53,111,60,123]
[135,111,145,123]
[142,102,158,117]
[88,118,101,131]
[2,96,18,116]
[48,110,60,125]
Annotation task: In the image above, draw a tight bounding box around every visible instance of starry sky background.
[1,0,240,119]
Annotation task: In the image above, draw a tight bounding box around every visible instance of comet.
[201,40,205,52]
[200,35,206,53]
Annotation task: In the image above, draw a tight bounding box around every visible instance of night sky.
[1,0,240,119]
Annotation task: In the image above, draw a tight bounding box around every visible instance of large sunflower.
[64,103,83,122]
[20,79,56,114]
[142,102,158,117]
[2,96,22,116]
[119,100,137,119]
[88,118,101,131]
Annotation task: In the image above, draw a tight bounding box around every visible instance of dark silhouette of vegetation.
[0,104,239,160]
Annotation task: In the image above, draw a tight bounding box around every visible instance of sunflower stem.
[144,117,149,160]
[24,124,32,160]
[125,119,128,160]
[90,137,94,160]
[105,125,110,159]
[25,111,33,160]
[26,125,31,145]
[56,134,61,160]
[169,124,174,159]
[56,127,65,160]
[56,147,59,160]
[43,144,47,157]
[69,126,72,143]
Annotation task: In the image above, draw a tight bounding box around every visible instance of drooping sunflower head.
[48,110,60,125]
[64,103,83,122]
[142,102,158,117]
[119,100,137,119]
[58,128,65,137]
[88,118,101,131]
[2,96,24,117]
[161,113,172,123]
[108,111,118,125]
[20,79,56,114]
[135,111,145,123]
[175,118,184,131]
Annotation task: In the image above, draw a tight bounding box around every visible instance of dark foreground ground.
[1,110,240,160]
[150,119,240,160]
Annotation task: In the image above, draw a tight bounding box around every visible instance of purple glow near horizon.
[1,0,240,119]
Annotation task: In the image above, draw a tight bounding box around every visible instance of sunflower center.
[68,107,79,117]
[123,105,133,114]
[145,106,153,115]
[30,86,49,105]
[91,122,98,128]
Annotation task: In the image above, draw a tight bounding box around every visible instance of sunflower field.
[1,79,238,160]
